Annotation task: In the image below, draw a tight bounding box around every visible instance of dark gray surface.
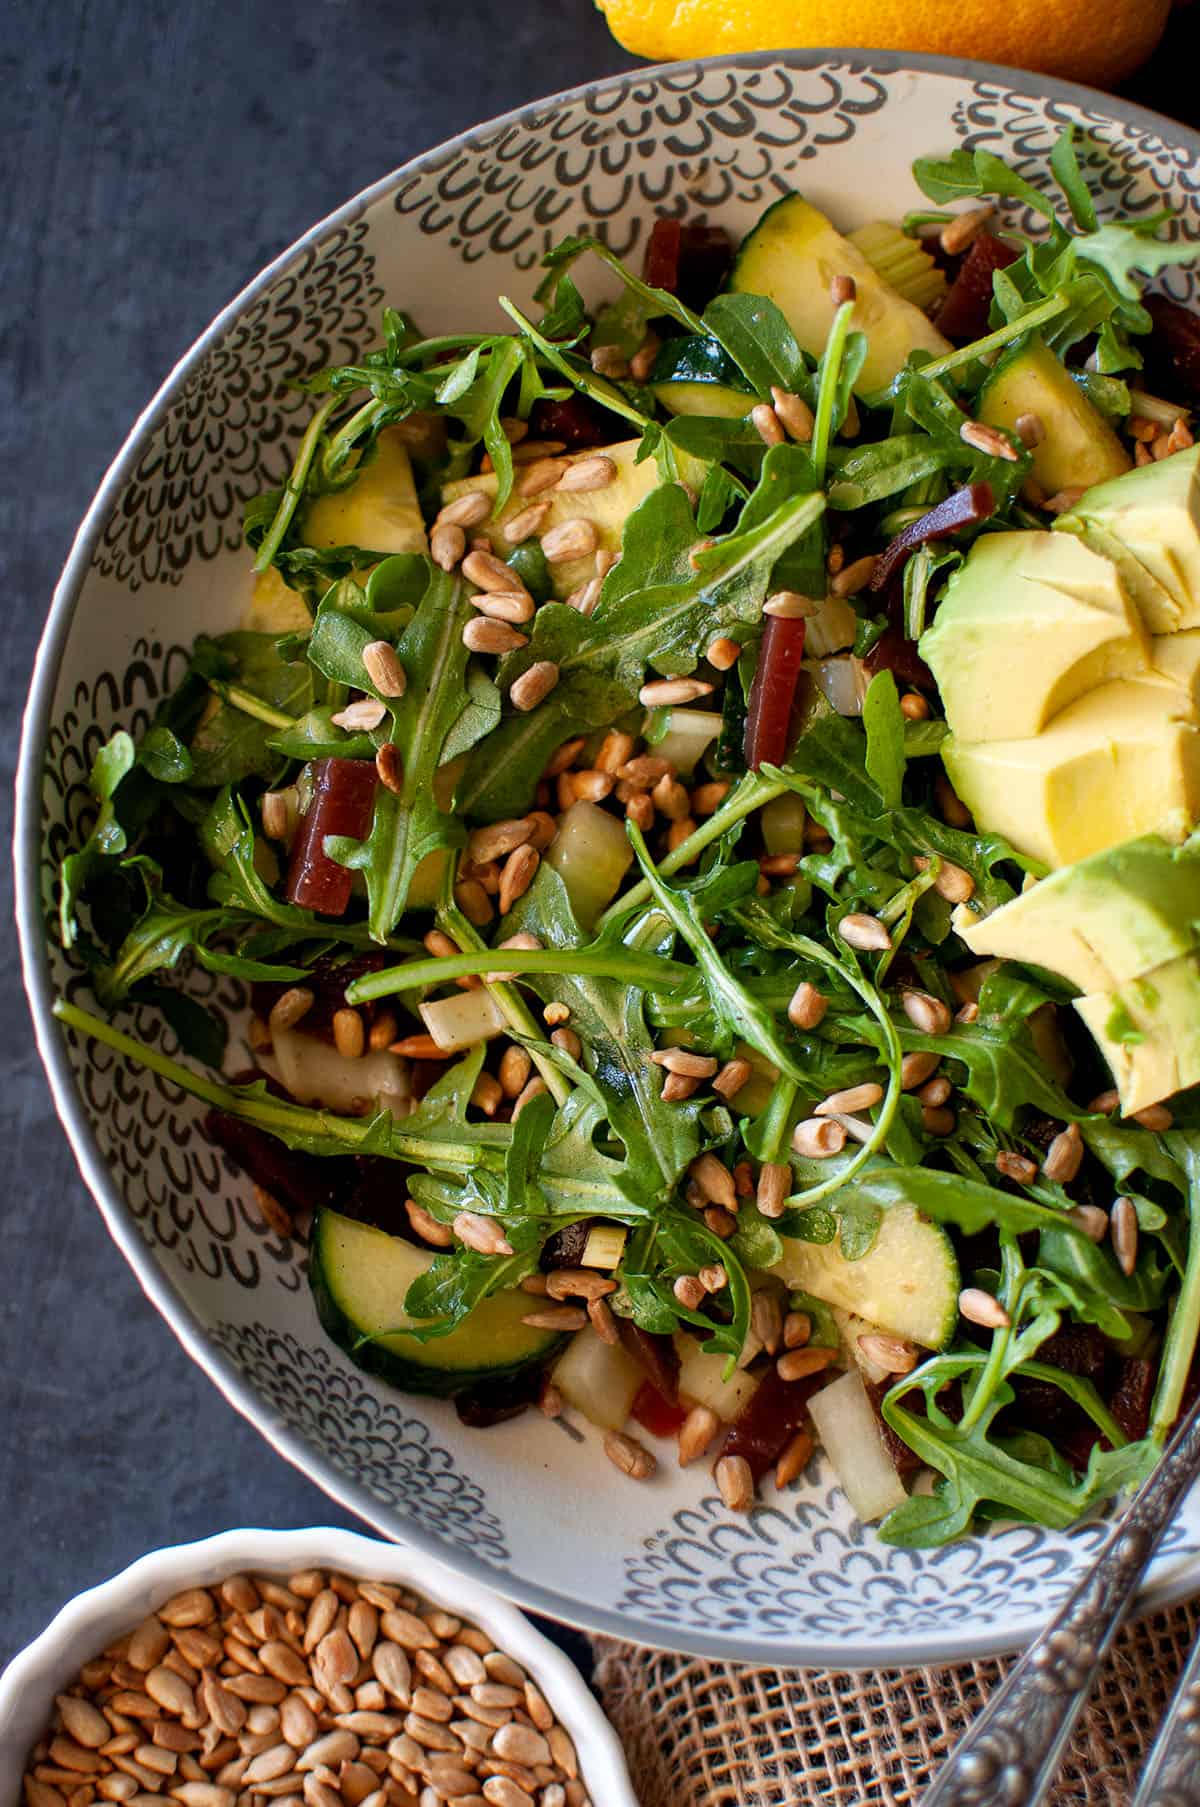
[0,0,632,1670]
[3,0,1198,1675]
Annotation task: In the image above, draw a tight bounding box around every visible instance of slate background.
[1,0,1196,1673]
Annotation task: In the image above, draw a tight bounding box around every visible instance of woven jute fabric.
[593,1598,1200,1805]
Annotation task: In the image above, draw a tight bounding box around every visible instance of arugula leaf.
[59,731,136,948]
[862,671,906,811]
[699,294,811,399]
[459,468,824,821]
[501,863,708,1205]
[188,632,317,788]
[913,147,1058,221]
[319,558,483,941]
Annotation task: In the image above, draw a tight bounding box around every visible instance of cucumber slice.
[978,336,1131,495]
[730,194,951,397]
[772,1204,959,1350]
[310,1209,562,1397]
[651,335,753,420]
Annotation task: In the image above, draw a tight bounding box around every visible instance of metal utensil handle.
[1130,1605,1200,1806]
[924,1400,1200,1807]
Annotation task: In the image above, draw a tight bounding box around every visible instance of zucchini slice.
[650,335,753,420]
[310,1209,562,1397]
[772,1203,959,1350]
[978,336,1131,495]
[730,193,951,397]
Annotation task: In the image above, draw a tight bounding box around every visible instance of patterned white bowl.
[0,1526,635,1804]
[17,50,1200,1669]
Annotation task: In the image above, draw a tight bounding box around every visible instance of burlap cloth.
[592,1597,1200,1805]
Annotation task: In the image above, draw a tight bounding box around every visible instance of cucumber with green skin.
[310,1208,563,1397]
[729,193,951,397]
[651,335,753,420]
[772,1203,960,1350]
[978,335,1131,495]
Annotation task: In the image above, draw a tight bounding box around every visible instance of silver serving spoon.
[924,1395,1200,1806]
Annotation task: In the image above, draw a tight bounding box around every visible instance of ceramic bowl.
[0,1525,635,1804]
[17,50,1200,1669]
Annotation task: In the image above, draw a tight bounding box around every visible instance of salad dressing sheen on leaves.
[50,125,1200,1541]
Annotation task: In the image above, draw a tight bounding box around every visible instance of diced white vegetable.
[674,1333,760,1421]
[546,800,634,928]
[581,1225,628,1270]
[652,709,723,778]
[761,792,808,855]
[804,594,858,657]
[808,1368,907,1523]
[419,988,508,1053]
[553,1327,643,1430]
[272,1027,411,1120]
[812,655,870,717]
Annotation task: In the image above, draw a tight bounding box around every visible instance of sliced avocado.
[943,676,1200,868]
[960,832,1200,991]
[441,439,704,601]
[978,336,1130,496]
[729,193,951,397]
[303,427,428,557]
[1054,445,1200,633]
[1075,952,1200,1114]
[651,336,753,420]
[919,530,1150,743]
[1152,629,1200,710]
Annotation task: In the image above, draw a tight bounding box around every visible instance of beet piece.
[717,1365,825,1483]
[864,1378,924,1477]
[1111,1356,1155,1444]
[454,1363,545,1427]
[616,1322,681,1404]
[676,225,734,312]
[539,1222,593,1272]
[1144,295,1200,403]
[870,482,995,594]
[1038,1324,1110,1384]
[205,1109,357,1219]
[339,1157,419,1239]
[630,1380,689,1439]
[252,949,388,1044]
[286,758,378,916]
[644,218,682,292]
[862,626,936,692]
[934,233,1020,343]
[528,394,613,448]
[744,615,807,771]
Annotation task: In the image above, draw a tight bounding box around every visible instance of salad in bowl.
[52,123,1200,1549]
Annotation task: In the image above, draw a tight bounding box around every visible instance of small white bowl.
[0,1526,635,1806]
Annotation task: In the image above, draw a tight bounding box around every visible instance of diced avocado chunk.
[978,336,1130,496]
[441,440,704,601]
[303,427,428,557]
[1055,445,1200,634]
[919,531,1150,743]
[729,193,951,397]
[243,564,313,635]
[772,1203,958,1350]
[1075,952,1200,1114]
[961,832,1200,992]
[943,676,1200,868]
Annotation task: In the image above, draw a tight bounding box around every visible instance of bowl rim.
[0,1524,637,1803]
[16,45,1200,1670]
